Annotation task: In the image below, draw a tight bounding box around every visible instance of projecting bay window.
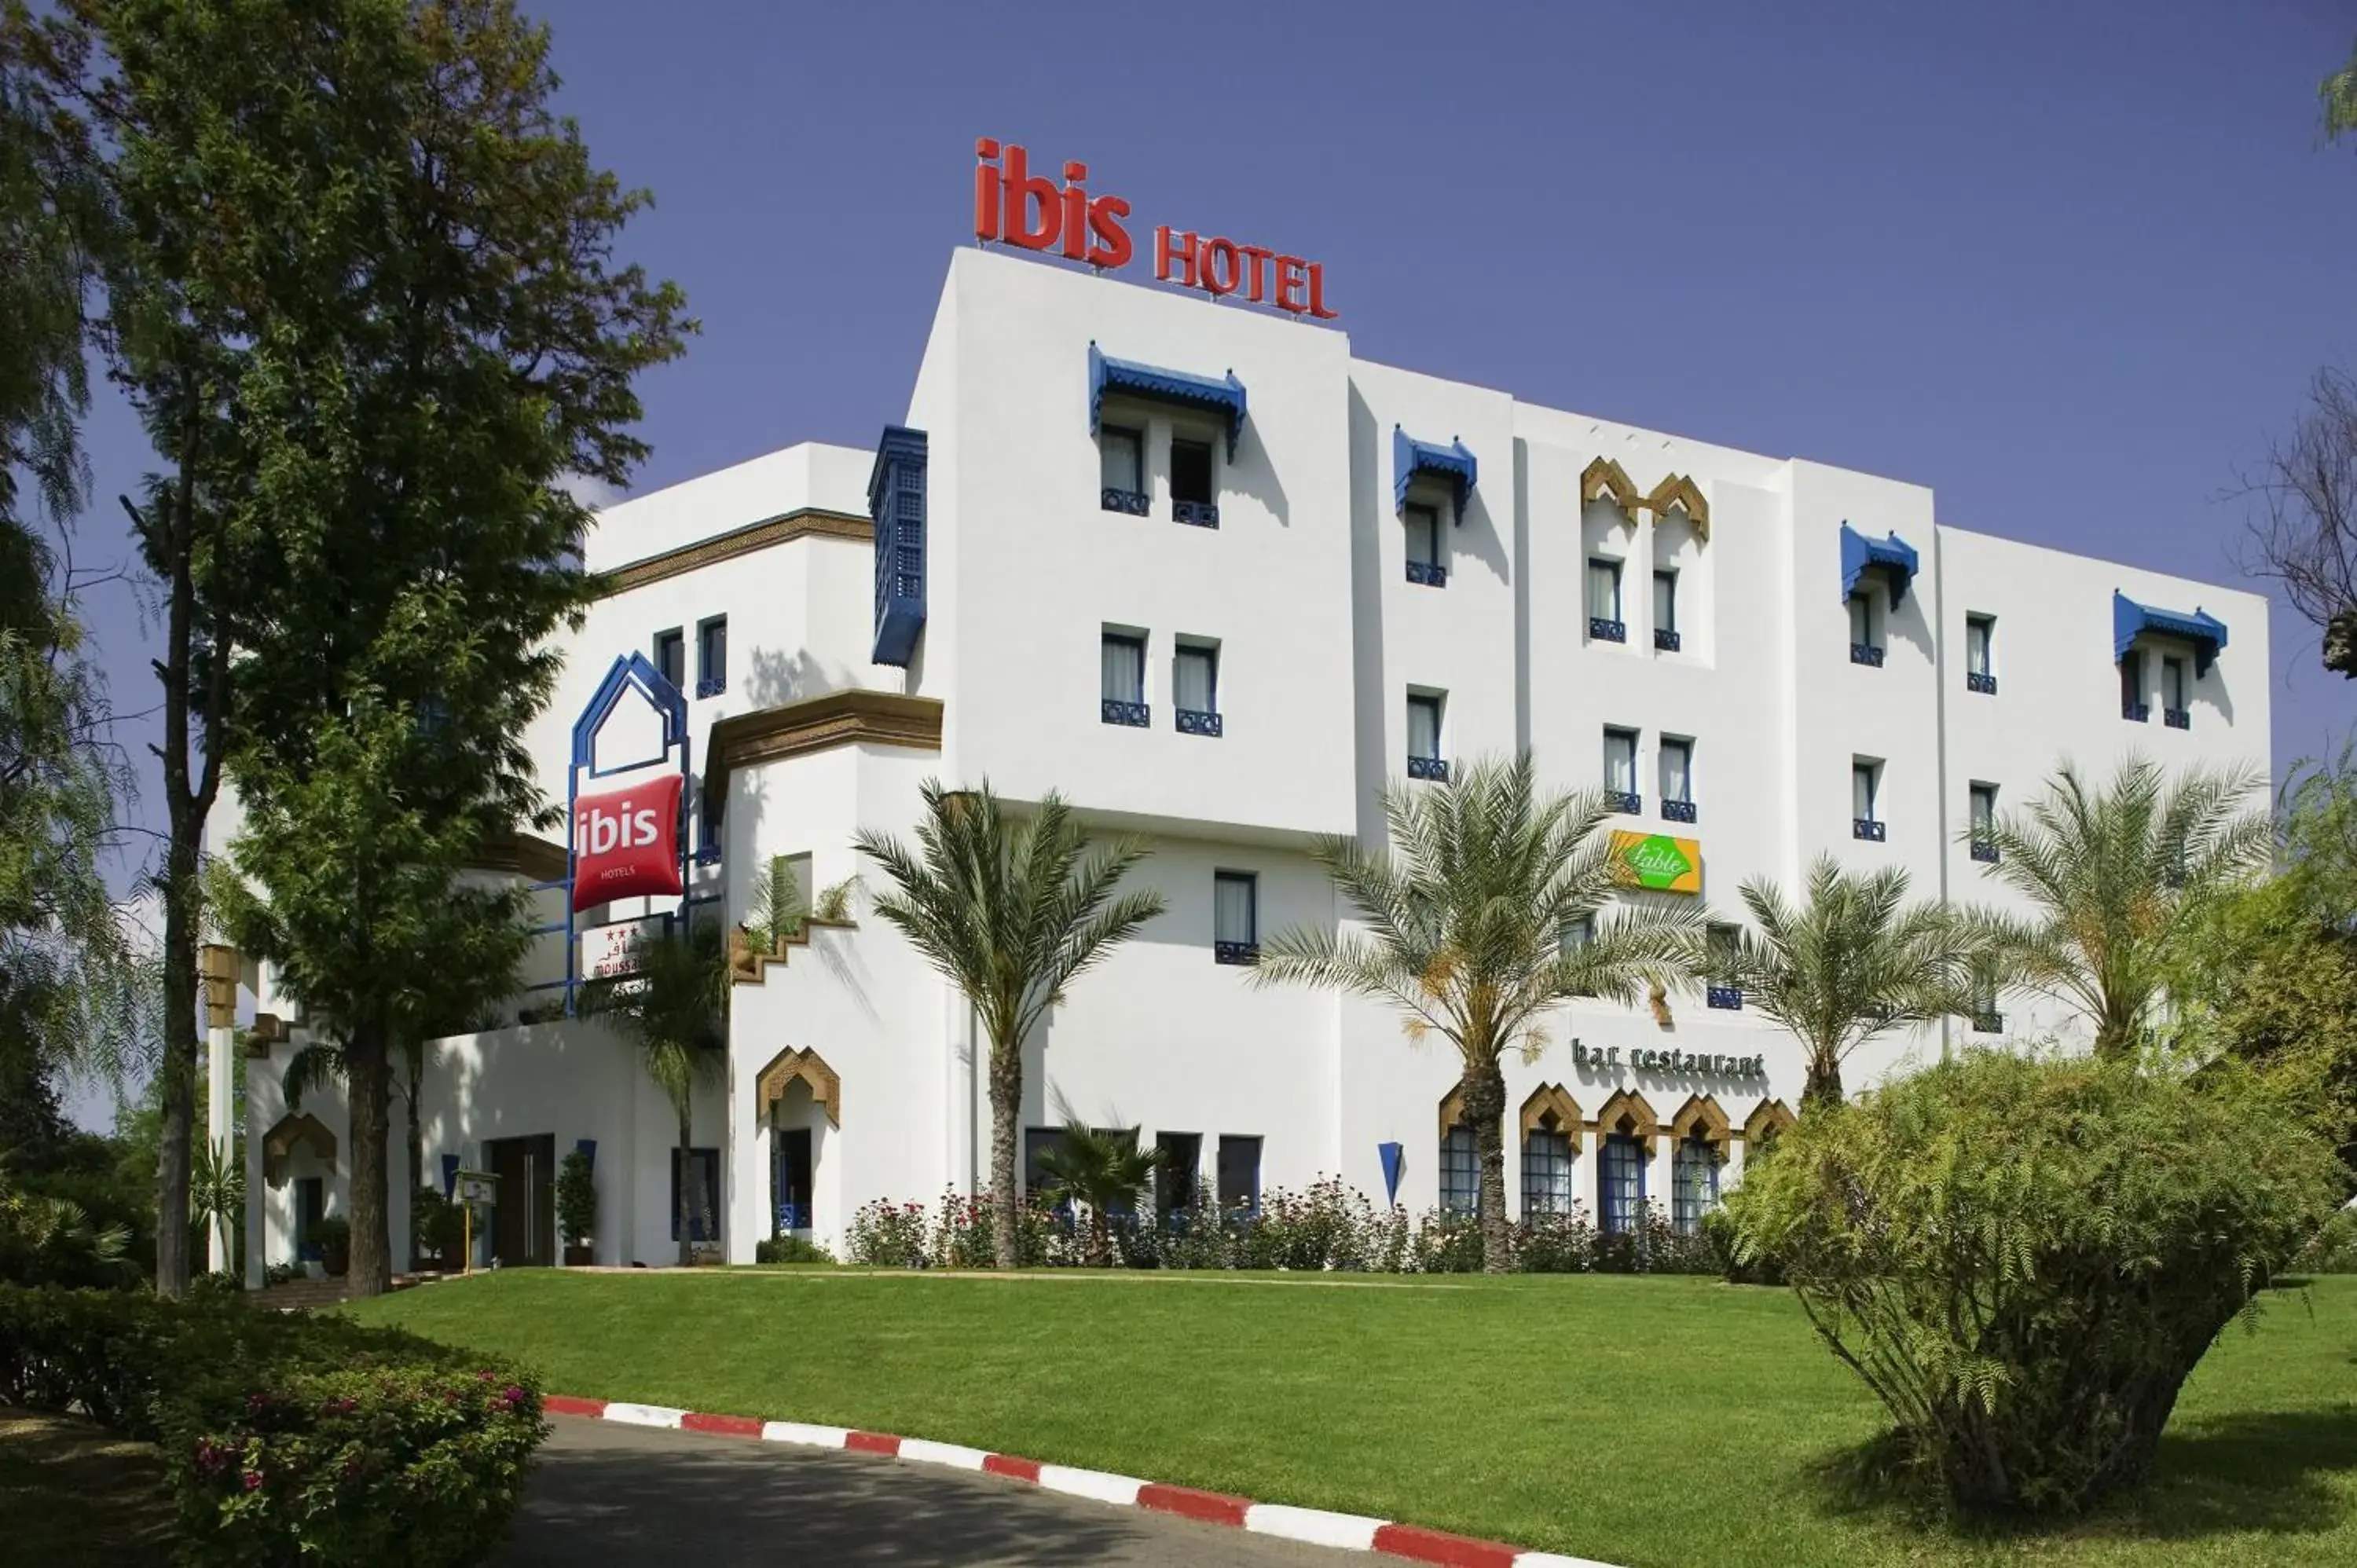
[1970,782,1999,863]
[2163,656,2190,729]
[1966,614,1996,694]
[1213,871,1258,965]
[1849,593,1883,666]
[1660,737,1695,823]
[1408,691,1447,781]
[1853,759,1885,841]
[1404,502,1446,586]
[1101,631,1148,727]
[1599,1134,1644,1236]
[1588,558,1626,643]
[1171,437,1218,527]
[1175,641,1221,736]
[1653,570,1680,651]
[1522,1121,1576,1216]
[1100,425,1147,515]
[1439,1120,1477,1217]
[2121,649,2149,723]
[1603,727,1640,815]
[1670,1136,1721,1236]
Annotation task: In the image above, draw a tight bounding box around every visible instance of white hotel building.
[233,247,2270,1275]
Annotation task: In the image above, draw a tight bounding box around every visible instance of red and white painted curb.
[544,1394,1615,1566]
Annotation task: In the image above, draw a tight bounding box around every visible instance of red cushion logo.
[571,774,684,912]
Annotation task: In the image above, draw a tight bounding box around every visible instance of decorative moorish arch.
[754,1046,841,1129]
[261,1112,337,1185]
[1519,1083,1584,1153]
[1668,1094,1732,1151]
[1436,1086,1468,1145]
[1579,456,1643,512]
[1592,1089,1660,1152]
[1644,473,1712,541]
[1742,1099,1797,1147]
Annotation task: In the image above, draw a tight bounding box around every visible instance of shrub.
[412,1187,465,1269]
[753,1235,835,1266]
[0,1179,134,1288]
[555,1151,597,1251]
[0,1284,546,1566]
[1721,1050,2345,1515]
[2294,1206,2357,1273]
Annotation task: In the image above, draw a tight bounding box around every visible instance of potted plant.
[557,1148,598,1266]
[312,1214,351,1278]
[411,1186,464,1272]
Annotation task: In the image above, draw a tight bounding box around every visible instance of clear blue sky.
[58,0,2357,880]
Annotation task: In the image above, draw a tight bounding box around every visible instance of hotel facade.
[229,245,2271,1276]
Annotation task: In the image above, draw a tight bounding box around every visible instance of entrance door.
[772,1128,812,1233]
[486,1134,557,1266]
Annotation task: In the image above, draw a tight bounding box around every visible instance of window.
[1101,632,1147,726]
[1025,1127,1073,1213]
[1171,437,1217,526]
[1522,1123,1575,1215]
[1670,1136,1721,1235]
[1560,914,1596,995]
[697,783,725,866]
[1659,737,1694,822]
[1213,871,1258,965]
[1652,570,1679,651]
[1407,692,1447,780]
[2121,648,2148,722]
[1706,923,1742,1009]
[1155,1132,1202,1214]
[1966,614,1996,693]
[1849,594,1882,665]
[295,1177,325,1258]
[1175,641,1221,736]
[1588,558,1626,641]
[1599,1134,1644,1235]
[1853,760,1883,839]
[696,616,728,698]
[1970,962,2003,1034]
[654,628,685,691]
[2163,656,2190,728]
[772,1127,812,1233]
[669,1148,721,1242]
[1099,426,1146,513]
[1404,502,1445,586]
[1602,727,1639,812]
[1439,1120,1477,1216]
[1215,1134,1262,1213]
[1970,782,1999,862]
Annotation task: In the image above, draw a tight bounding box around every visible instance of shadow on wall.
[745,647,845,709]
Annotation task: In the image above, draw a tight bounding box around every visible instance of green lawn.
[345,1269,2357,1568]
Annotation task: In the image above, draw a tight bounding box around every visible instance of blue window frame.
[653,628,684,692]
[696,616,727,698]
[1213,870,1258,965]
[1522,1127,1575,1215]
[1671,1136,1721,1235]
[670,1147,721,1243]
[1102,632,1148,727]
[1439,1121,1477,1216]
[1600,1134,1644,1236]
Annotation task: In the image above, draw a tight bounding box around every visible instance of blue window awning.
[1393,427,1477,518]
[1088,342,1247,460]
[1840,523,1920,608]
[2114,591,2227,677]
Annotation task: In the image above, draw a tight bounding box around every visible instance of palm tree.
[1255,753,1701,1273]
[856,780,1167,1269]
[581,918,728,1266]
[1031,1121,1162,1267]
[1721,856,1970,1110]
[1967,756,2270,1059]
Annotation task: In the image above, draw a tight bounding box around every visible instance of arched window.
[1600,1124,1644,1235]
[1671,1134,1722,1234]
[1518,1085,1582,1216]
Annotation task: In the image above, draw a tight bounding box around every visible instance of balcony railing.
[1654,628,1681,652]
[1408,755,1450,782]
[694,842,723,866]
[1706,986,1743,1011]
[1102,487,1149,516]
[1101,698,1150,728]
[1406,560,1447,587]
[1213,941,1260,966]
[1853,818,1886,842]
[695,675,726,698]
[2164,708,2190,731]
[1589,617,1626,643]
[1972,1011,2005,1035]
[1850,643,1885,668]
[1604,789,1642,815]
[1176,708,1223,738]
[1662,799,1697,823]
[2123,702,2150,723]
[1970,837,2000,863]
[1967,670,1997,694]
[1172,498,1220,528]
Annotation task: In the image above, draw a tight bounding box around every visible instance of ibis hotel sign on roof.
[973,139,1338,320]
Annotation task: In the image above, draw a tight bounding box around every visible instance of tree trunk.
[1802,1054,1845,1111]
[155,855,199,1296]
[345,1025,392,1297]
[988,1033,1021,1269]
[676,1110,695,1268]
[1464,1057,1511,1273]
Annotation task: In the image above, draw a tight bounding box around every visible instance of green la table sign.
[1609,830,1702,894]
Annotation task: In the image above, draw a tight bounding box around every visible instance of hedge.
[0,1284,547,1566]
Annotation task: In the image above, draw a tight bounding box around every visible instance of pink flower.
[242,1470,264,1491]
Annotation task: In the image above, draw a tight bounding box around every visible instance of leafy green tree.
[1724,1050,2344,1515]
[1965,757,2269,1061]
[1720,855,1968,1109]
[581,921,728,1267]
[857,782,1168,1269]
[1255,754,1701,1272]
[1030,1122,1160,1268]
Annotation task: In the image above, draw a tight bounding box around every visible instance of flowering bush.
[846,1200,931,1267]
[0,1284,546,1566]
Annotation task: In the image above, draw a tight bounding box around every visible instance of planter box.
[563,1244,595,1268]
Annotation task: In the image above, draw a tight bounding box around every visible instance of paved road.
[503,1416,1358,1566]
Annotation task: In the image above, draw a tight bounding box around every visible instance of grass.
[346,1269,2357,1568]
[0,1405,176,1566]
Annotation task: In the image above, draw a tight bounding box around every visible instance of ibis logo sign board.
[1610,832,1702,895]
[570,773,684,913]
